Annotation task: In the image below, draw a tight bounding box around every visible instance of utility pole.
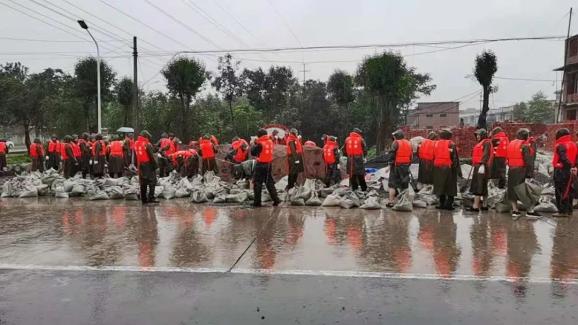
[300,62,309,86]
[132,36,139,135]
[556,7,572,123]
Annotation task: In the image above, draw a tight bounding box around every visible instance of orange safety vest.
[160,138,176,155]
[72,142,81,158]
[29,143,43,158]
[345,132,364,157]
[507,139,525,167]
[493,132,509,158]
[199,139,215,159]
[92,140,106,157]
[286,134,303,154]
[552,135,577,169]
[323,139,338,165]
[232,139,249,163]
[394,139,412,165]
[61,143,71,160]
[47,140,60,153]
[418,139,435,161]
[134,136,151,165]
[472,139,492,165]
[433,140,453,167]
[304,140,317,147]
[256,135,274,163]
[109,140,124,158]
[0,141,6,154]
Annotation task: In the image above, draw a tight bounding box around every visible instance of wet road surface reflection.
[1,198,578,282]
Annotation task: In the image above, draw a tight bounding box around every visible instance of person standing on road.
[251,128,281,207]
[107,135,125,178]
[199,134,218,175]
[286,128,304,190]
[344,128,367,192]
[506,128,533,219]
[61,135,77,179]
[417,131,437,186]
[491,127,509,189]
[71,135,82,176]
[468,129,493,212]
[552,128,577,218]
[323,135,341,187]
[433,129,461,210]
[78,133,91,179]
[29,138,44,172]
[135,130,158,204]
[91,134,106,178]
[387,130,413,208]
[0,138,9,171]
[46,135,61,171]
[123,133,135,167]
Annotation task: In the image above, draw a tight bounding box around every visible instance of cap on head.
[392,129,405,140]
[161,132,168,138]
[168,132,175,138]
[353,128,362,134]
[64,135,72,142]
[491,127,503,136]
[34,138,41,144]
[257,128,268,137]
[555,128,570,140]
[427,131,438,140]
[82,132,89,139]
[516,128,530,140]
[140,130,152,139]
[95,134,103,140]
[232,136,240,141]
[290,128,298,136]
[475,128,488,139]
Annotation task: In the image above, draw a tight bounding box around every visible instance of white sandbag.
[305,191,322,206]
[275,176,288,192]
[226,191,249,203]
[392,189,413,212]
[36,184,50,196]
[106,186,124,200]
[533,201,558,213]
[161,186,176,200]
[339,198,356,209]
[291,198,306,206]
[55,191,69,199]
[125,192,139,201]
[19,189,38,198]
[2,182,13,197]
[154,186,163,198]
[213,195,227,203]
[191,190,208,203]
[175,189,190,198]
[413,199,428,209]
[360,196,381,210]
[88,191,109,201]
[63,180,76,193]
[322,194,342,207]
[103,178,122,186]
[71,184,86,196]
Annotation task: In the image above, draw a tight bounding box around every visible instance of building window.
[567,109,576,121]
[439,113,447,117]
[426,114,433,117]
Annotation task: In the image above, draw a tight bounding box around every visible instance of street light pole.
[78,20,101,134]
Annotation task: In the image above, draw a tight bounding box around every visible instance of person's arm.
[95,142,102,159]
[251,143,262,157]
[66,145,76,163]
[334,147,340,161]
[522,145,533,177]
[362,139,368,156]
[389,141,398,166]
[556,145,571,169]
[146,143,158,169]
[289,141,298,160]
[481,141,491,165]
[450,143,461,176]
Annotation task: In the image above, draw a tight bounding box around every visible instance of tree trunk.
[23,122,31,152]
[180,94,187,141]
[124,105,129,126]
[229,99,236,134]
[476,86,490,129]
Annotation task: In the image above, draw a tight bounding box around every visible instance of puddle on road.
[1,198,577,283]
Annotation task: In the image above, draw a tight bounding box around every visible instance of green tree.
[474,50,498,129]
[512,102,528,122]
[115,77,134,126]
[212,54,242,129]
[0,62,28,145]
[74,57,116,132]
[327,70,355,106]
[526,91,554,123]
[355,51,435,153]
[233,102,263,140]
[162,57,207,140]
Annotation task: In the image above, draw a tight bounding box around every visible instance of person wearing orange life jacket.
[228,136,250,180]
[433,129,461,210]
[551,128,577,217]
[46,135,61,171]
[0,138,9,171]
[183,147,200,178]
[490,127,509,189]
[468,129,493,212]
[198,134,218,175]
[286,128,305,190]
[157,132,177,177]
[323,136,341,187]
[417,131,437,186]
[506,128,534,219]
[91,134,107,178]
[29,138,45,172]
[107,135,125,178]
[250,128,281,207]
[71,134,82,175]
[343,128,367,192]
[387,130,413,208]
[78,133,91,179]
[61,135,78,179]
[135,130,158,204]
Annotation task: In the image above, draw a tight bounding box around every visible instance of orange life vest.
[29,143,43,158]
[72,142,81,158]
[472,139,492,165]
[47,140,60,154]
[323,139,338,165]
[304,140,317,147]
[418,139,435,161]
[232,139,249,163]
[92,140,106,157]
[433,140,453,167]
[134,136,151,165]
[199,139,215,159]
[256,135,274,163]
[507,139,526,167]
[286,134,303,154]
[61,143,71,160]
[493,132,509,158]
[109,140,124,158]
[160,138,176,155]
[0,141,6,154]
[394,139,412,165]
[552,135,577,169]
[345,132,364,157]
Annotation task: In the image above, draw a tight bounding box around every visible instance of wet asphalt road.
[1,198,578,324]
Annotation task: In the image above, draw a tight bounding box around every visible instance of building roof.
[409,102,459,116]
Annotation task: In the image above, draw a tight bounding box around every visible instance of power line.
[213,0,256,38]
[265,0,303,48]
[0,36,123,43]
[143,0,223,49]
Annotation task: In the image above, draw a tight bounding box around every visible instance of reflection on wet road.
[1,198,578,283]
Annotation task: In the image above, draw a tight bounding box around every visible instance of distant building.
[555,34,578,120]
[459,108,479,126]
[407,102,459,129]
[487,105,514,124]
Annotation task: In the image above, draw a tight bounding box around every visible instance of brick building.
[556,34,578,120]
[407,102,459,129]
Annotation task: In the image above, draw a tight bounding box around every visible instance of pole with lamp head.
[77,20,101,134]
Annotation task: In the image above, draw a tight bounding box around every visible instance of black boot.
[436,195,446,209]
[445,196,455,210]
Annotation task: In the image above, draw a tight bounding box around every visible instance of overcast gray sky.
[0,0,575,110]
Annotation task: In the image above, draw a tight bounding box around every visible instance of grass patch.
[7,153,31,165]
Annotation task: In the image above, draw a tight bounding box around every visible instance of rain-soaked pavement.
[1,198,577,324]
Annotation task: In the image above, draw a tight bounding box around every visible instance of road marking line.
[0,264,575,284]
